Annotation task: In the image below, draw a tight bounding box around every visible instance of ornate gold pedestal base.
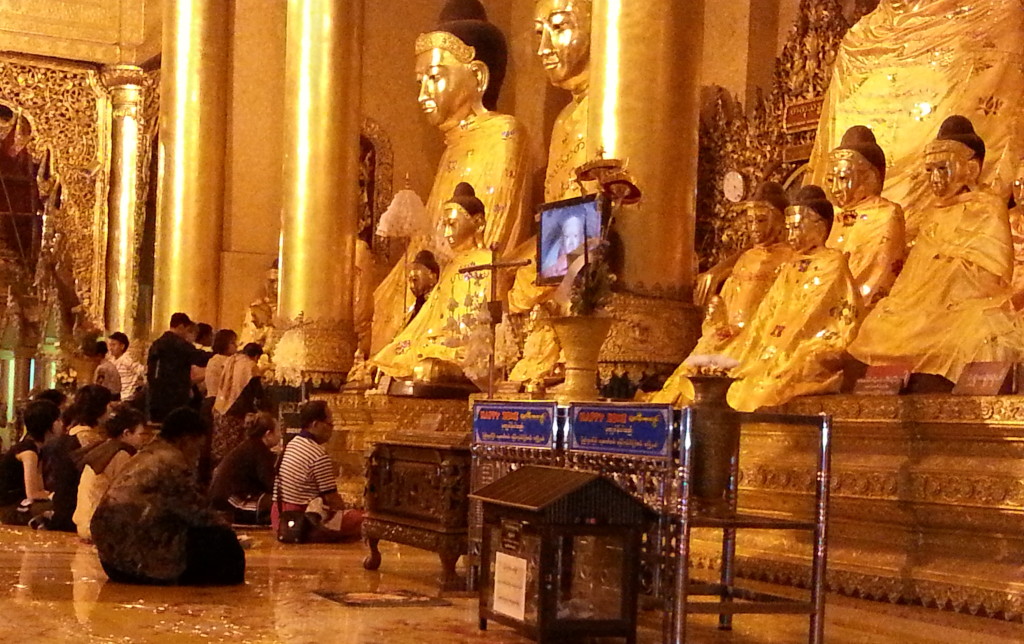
[600,292,699,383]
[273,319,354,387]
[690,394,1024,622]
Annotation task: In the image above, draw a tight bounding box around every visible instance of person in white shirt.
[92,342,122,401]
[107,332,144,402]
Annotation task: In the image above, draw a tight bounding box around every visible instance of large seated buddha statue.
[371,0,527,354]
[653,182,792,405]
[726,186,861,412]
[824,126,906,309]
[808,0,1024,242]
[848,116,1023,385]
[371,183,493,382]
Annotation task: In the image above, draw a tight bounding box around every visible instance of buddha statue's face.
[415,46,488,132]
[443,203,483,251]
[534,0,591,91]
[785,207,829,253]
[825,153,881,210]
[408,263,438,298]
[743,203,784,246]
[924,144,979,203]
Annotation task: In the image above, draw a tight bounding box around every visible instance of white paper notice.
[492,552,528,621]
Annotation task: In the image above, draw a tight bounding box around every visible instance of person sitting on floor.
[73,406,150,542]
[41,384,112,532]
[272,401,363,543]
[209,412,280,525]
[0,400,62,525]
[91,407,245,586]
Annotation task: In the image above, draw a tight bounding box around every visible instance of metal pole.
[718,428,740,630]
[669,407,694,644]
[808,415,832,644]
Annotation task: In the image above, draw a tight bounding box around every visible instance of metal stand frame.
[668,409,832,644]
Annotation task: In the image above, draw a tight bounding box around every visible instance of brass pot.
[688,375,740,517]
[550,316,614,404]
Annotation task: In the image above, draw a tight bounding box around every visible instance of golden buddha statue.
[371,183,492,381]
[808,0,1024,242]
[848,115,1022,384]
[507,301,563,386]
[405,250,440,326]
[824,126,906,309]
[653,183,792,406]
[506,0,594,317]
[370,0,527,354]
[726,186,861,412]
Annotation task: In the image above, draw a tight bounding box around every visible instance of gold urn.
[549,316,614,404]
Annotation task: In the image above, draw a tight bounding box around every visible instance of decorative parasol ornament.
[375,185,429,238]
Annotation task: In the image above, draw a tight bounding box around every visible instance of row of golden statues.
[248,0,1024,412]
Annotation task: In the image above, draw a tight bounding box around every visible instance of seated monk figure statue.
[848,115,1022,384]
[726,186,861,412]
[824,125,906,310]
[371,183,493,382]
[653,182,792,405]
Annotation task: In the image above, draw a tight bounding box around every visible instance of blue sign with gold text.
[473,401,558,449]
[568,404,673,458]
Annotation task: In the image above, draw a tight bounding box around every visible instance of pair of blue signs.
[472,401,673,458]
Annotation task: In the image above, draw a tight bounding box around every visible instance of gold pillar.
[101,65,147,335]
[590,0,705,367]
[152,0,230,334]
[275,0,363,384]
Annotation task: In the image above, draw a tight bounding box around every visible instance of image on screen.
[536,195,603,285]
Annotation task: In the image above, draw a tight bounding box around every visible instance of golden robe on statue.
[371,112,526,353]
[726,248,861,412]
[653,243,791,405]
[848,191,1021,381]
[371,248,491,379]
[808,0,1024,241]
[827,196,905,308]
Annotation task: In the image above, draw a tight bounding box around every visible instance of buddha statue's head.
[415,0,508,132]
[443,182,486,251]
[924,115,985,203]
[408,250,440,298]
[534,0,592,92]
[785,185,834,253]
[742,181,788,246]
[826,126,886,210]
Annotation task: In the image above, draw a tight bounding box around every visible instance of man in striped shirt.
[108,332,145,402]
[272,401,362,542]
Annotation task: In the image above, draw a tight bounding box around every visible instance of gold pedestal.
[551,316,614,403]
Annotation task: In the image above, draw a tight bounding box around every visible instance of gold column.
[101,65,146,335]
[275,0,363,384]
[590,0,705,365]
[152,0,230,333]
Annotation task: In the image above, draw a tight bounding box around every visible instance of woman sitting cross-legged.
[208,411,279,525]
[91,407,245,586]
[0,400,62,525]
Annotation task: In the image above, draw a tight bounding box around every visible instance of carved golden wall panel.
[0,54,109,327]
[691,394,1024,622]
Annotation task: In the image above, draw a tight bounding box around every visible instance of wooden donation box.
[362,431,472,591]
[473,466,653,644]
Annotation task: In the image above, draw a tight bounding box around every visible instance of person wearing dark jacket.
[209,412,280,524]
[147,313,211,423]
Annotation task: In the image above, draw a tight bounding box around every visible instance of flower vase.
[550,316,614,404]
[688,375,741,517]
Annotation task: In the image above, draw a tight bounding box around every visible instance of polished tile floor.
[0,526,1020,643]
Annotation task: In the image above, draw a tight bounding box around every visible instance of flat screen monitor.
[536,194,605,286]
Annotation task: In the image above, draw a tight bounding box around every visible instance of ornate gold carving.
[360,116,394,256]
[599,291,698,376]
[414,31,476,64]
[273,317,356,386]
[696,0,851,270]
[0,53,108,330]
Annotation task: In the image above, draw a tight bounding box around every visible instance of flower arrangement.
[569,241,616,317]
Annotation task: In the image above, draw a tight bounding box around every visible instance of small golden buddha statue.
[371,0,527,353]
[406,250,440,326]
[507,300,563,386]
[726,186,861,412]
[507,0,594,316]
[825,126,906,309]
[848,115,1022,384]
[371,183,493,382]
[240,260,279,350]
[654,182,792,406]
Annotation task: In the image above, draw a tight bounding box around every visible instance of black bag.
[274,452,312,544]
